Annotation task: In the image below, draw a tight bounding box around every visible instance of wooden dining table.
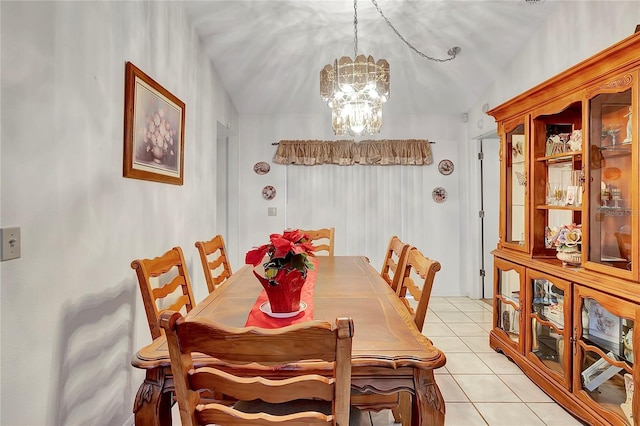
[131,255,446,426]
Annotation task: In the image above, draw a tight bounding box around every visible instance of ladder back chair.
[380,236,411,292]
[300,227,335,256]
[131,246,196,340]
[397,247,442,333]
[160,311,359,426]
[356,247,442,426]
[194,234,233,293]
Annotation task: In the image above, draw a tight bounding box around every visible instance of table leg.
[412,369,445,426]
[133,367,173,426]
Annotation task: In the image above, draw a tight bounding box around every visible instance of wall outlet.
[1,227,21,261]
[268,207,277,216]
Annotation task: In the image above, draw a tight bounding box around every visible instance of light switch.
[268,207,277,216]
[1,227,21,261]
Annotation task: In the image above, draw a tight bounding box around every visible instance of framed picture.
[123,62,185,185]
[587,300,622,353]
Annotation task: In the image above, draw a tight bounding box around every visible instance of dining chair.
[397,247,442,333]
[355,247,442,426]
[380,236,411,292]
[300,227,335,256]
[131,246,196,340]
[159,311,360,425]
[194,234,233,293]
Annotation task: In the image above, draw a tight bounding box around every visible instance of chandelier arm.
[370,0,459,62]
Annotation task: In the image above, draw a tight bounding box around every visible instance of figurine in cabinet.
[622,328,633,363]
[568,129,582,151]
[620,373,633,424]
[623,106,632,144]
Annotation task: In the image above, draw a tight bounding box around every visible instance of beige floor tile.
[363,409,398,425]
[478,322,494,333]
[436,312,476,323]
[437,374,470,402]
[460,335,493,352]
[474,402,546,425]
[445,353,494,374]
[453,375,521,402]
[464,310,495,323]
[448,322,488,337]
[423,321,455,337]
[526,403,586,425]
[424,311,443,323]
[430,303,462,313]
[444,403,488,426]
[449,300,488,312]
[499,374,554,402]
[476,352,523,374]
[430,336,474,352]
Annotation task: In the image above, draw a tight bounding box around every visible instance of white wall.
[0,2,238,425]
[2,1,639,424]
[460,1,640,299]
[467,1,640,139]
[236,113,468,296]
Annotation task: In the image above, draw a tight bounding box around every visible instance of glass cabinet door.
[526,270,571,389]
[500,118,529,253]
[530,99,583,259]
[574,285,635,425]
[586,79,636,279]
[494,258,525,352]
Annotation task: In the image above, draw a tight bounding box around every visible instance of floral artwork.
[123,62,185,185]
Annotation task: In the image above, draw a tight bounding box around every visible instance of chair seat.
[234,399,362,425]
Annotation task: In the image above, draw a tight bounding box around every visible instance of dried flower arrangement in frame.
[123,62,186,185]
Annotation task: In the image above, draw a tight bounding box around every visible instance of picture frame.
[587,300,623,354]
[123,62,185,185]
[581,351,623,392]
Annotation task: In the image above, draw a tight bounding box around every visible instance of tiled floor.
[173,297,585,425]
[359,296,584,426]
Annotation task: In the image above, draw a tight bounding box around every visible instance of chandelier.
[320,0,460,136]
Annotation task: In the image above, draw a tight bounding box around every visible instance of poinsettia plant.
[548,223,582,252]
[245,229,316,286]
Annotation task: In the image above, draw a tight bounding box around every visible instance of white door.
[481,138,500,299]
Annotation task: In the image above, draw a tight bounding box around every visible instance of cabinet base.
[489,331,612,426]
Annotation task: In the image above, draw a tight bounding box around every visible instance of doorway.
[480,138,500,299]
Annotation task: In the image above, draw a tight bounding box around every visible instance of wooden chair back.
[160,311,355,426]
[397,248,441,332]
[380,236,411,292]
[301,227,335,256]
[194,234,233,293]
[131,246,196,340]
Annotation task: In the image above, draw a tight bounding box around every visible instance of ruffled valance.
[273,139,433,166]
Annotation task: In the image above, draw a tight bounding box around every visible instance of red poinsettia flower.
[245,229,315,285]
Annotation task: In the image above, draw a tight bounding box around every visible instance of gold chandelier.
[320,0,460,136]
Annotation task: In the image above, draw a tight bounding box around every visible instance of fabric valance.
[273,139,433,166]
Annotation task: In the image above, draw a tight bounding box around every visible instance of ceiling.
[183,0,559,117]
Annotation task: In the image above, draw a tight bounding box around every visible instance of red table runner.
[244,258,318,328]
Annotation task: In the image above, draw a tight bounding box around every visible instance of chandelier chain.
[370,0,458,63]
[353,0,358,58]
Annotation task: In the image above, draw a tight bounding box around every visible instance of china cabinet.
[488,32,640,425]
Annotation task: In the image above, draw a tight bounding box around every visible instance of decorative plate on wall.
[438,159,454,175]
[432,187,447,203]
[262,185,276,200]
[253,161,271,175]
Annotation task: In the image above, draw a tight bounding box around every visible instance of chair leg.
[391,392,412,426]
